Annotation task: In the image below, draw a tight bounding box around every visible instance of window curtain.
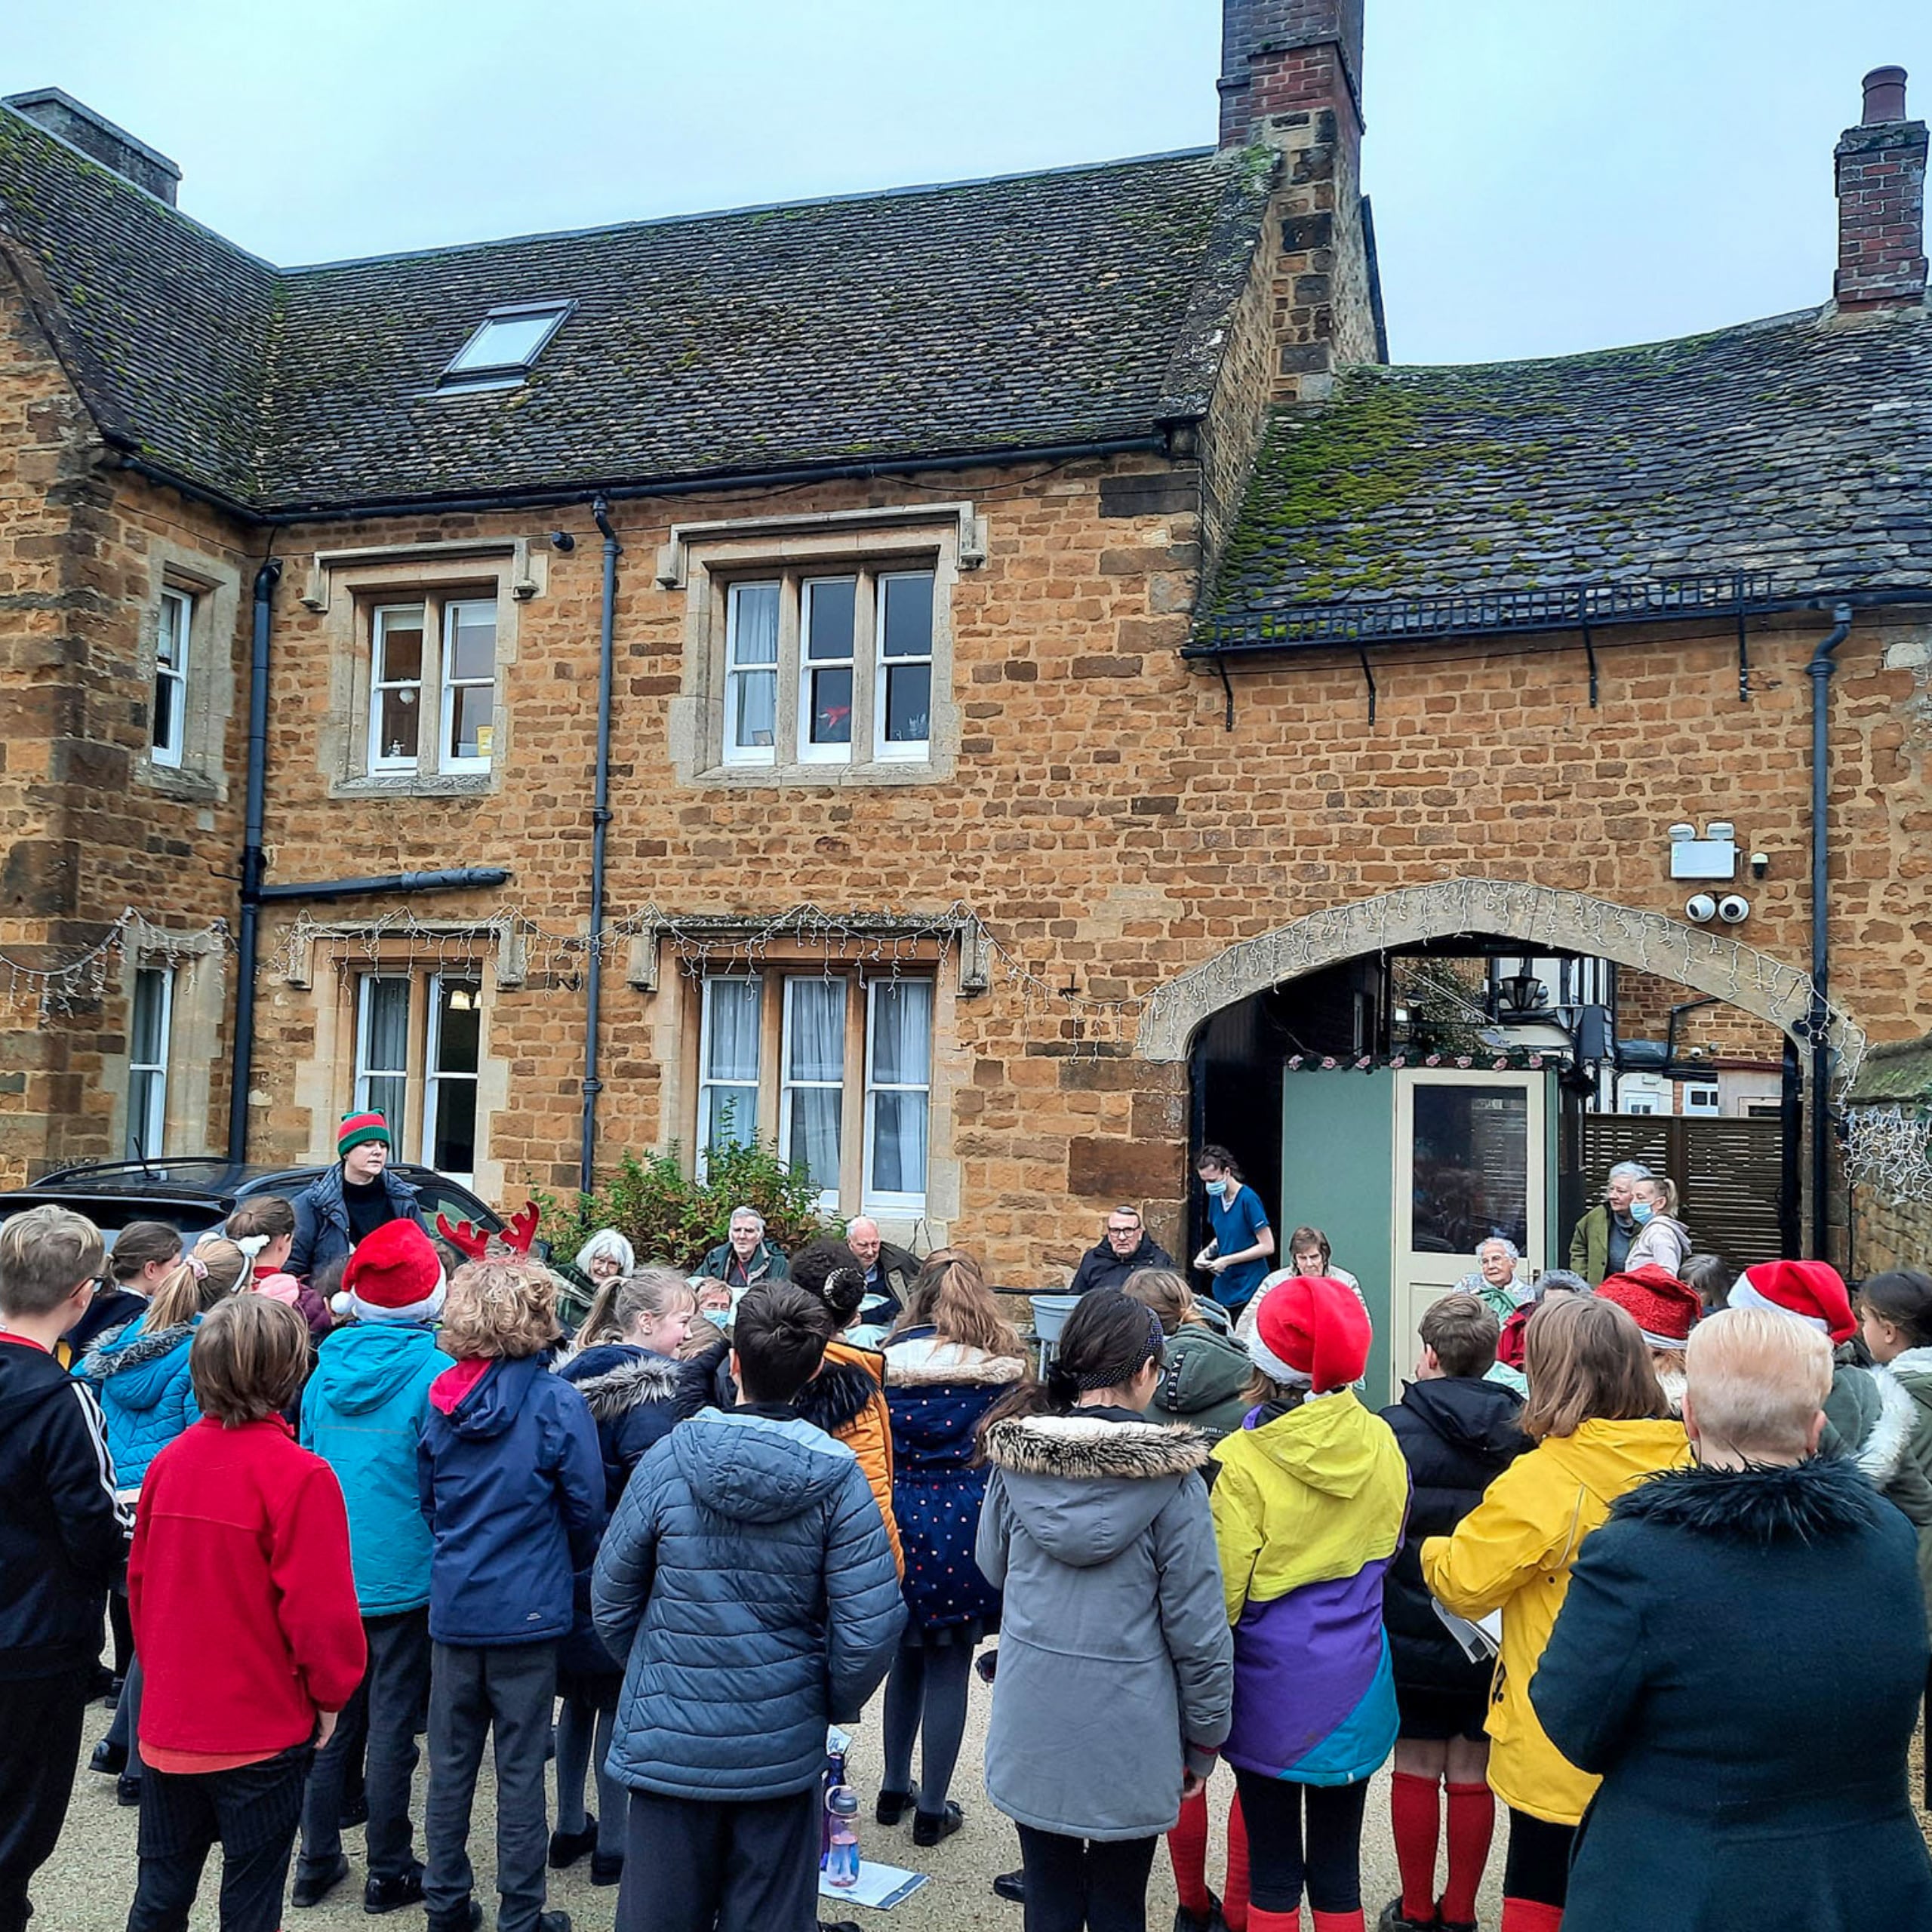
[870,980,931,1196]
[361,977,410,1142]
[705,980,761,1150]
[731,585,779,747]
[787,978,844,1192]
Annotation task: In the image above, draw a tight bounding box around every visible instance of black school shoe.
[548,1818,598,1869]
[291,1852,350,1908]
[89,1739,127,1776]
[992,1868,1025,1903]
[912,1801,963,1847]
[1377,1901,1439,1932]
[363,1864,425,1915]
[115,1774,141,1807]
[425,1904,484,1932]
[875,1786,918,1826]
[1174,1895,1231,1932]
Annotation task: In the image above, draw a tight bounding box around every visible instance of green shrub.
[535,1134,838,1274]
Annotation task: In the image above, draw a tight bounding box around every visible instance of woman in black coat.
[1530,1306,1932,1932]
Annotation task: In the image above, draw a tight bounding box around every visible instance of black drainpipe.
[1806,601,1854,1260]
[227,556,283,1164]
[580,498,622,1198]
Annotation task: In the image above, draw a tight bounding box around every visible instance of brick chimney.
[1218,1,1381,398]
[1833,66,1927,313]
[3,88,181,205]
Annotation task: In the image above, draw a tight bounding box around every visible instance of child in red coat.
[127,1294,365,1932]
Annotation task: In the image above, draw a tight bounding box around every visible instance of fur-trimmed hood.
[982,1413,1210,1481]
[882,1333,1027,1389]
[82,1316,196,1386]
[1832,1359,1916,1486]
[561,1346,681,1423]
[1614,1452,1887,1547]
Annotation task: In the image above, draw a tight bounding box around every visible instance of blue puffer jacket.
[81,1314,201,1491]
[553,1344,683,1681]
[289,1164,429,1281]
[303,1320,454,1616]
[592,1404,906,1801]
[417,1354,605,1647]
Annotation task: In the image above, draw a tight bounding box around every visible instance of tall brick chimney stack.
[1217,0,1381,398]
[1833,66,1928,314]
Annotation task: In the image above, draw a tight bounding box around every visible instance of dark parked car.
[0,1156,508,1254]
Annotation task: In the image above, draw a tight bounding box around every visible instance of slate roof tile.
[0,100,1256,515]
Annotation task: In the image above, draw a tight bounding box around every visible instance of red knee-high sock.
[1245,1910,1300,1931]
[1388,1770,1441,1921]
[1223,1791,1252,1932]
[1168,1786,1212,1918]
[1311,1912,1365,1932]
[1440,1781,1496,1924]
[1499,1901,1564,1932]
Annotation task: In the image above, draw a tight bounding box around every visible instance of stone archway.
[1136,878,1865,1072]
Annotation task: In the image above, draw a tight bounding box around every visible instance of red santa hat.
[1596,1266,1702,1350]
[1247,1275,1371,1395]
[1729,1259,1857,1345]
[339,1220,445,1324]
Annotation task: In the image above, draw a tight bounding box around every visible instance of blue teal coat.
[301,1320,453,1615]
[882,1331,1026,1634]
[80,1314,201,1490]
[592,1404,905,1801]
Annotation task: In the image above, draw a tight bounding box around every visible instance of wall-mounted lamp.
[1750,852,1770,880]
[547,531,576,552]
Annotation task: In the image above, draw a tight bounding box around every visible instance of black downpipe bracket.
[227,557,282,1164]
[1806,602,1853,1260]
[580,498,621,1199]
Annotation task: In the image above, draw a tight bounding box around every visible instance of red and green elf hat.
[337,1110,392,1158]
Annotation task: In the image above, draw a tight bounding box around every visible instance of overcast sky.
[8,0,1930,365]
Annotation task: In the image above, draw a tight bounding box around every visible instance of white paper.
[817,1861,931,1911]
[1430,1595,1503,1663]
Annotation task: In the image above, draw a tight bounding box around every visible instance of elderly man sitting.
[844,1216,921,1327]
[697,1205,792,1291]
[1067,1204,1175,1297]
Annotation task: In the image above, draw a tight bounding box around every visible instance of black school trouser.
[300,1607,432,1884]
[1232,1769,1369,1917]
[1503,1807,1576,1910]
[1015,1823,1160,1932]
[617,1786,819,1932]
[126,1742,313,1932]
[0,1669,90,1932]
[423,1641,556,1932]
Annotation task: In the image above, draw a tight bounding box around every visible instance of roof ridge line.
[278,144,1220,277]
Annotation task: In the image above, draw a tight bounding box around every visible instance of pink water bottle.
[824,1783,861,1888]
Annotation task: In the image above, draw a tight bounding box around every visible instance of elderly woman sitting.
[1453,1238,1528,1321]
[1529,1308,1932,1930]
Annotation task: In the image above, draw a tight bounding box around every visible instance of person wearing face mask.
[1529,1309,1932,1932]
[1565,1163,1651,1288]
[1191,1147,1275,1316]
[1621,1175,1691,1278]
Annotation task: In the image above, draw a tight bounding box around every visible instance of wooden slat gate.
[1578,1115,1790,1273]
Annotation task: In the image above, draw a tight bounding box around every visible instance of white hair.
[1478,1236,1521,1262]
[573,1228,634,1274]
[1607,1161,1653,1183]
[728,1205,765,1232]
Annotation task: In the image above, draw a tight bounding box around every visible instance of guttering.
[1806,601,1854,1260]
[111,433,1174,529]
[226,555,282,1164]
[580,497,621,1199]
[252,869,512,903]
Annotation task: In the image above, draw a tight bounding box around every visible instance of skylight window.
[440,300,573,387]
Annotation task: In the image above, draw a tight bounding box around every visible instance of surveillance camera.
[1717,894,1749,924]
[1685,894,1717,923]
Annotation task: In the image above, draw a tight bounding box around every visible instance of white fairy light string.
[0,910,232,1017]
[1844,1104,1932,1207]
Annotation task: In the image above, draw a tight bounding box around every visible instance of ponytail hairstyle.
[790,1238,868,1334]
[576,1266,698,1349]
[146,1235,248,1328]
[109,1220,184,1285]
[1196,1143,1243,1182]
[891,1247,1024,1357]
[981,1289,1165,1432]
[1121,1266,1198,1337]
[1860,1269,1932,1351]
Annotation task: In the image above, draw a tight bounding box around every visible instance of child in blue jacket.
[294,1220,455,1913]
[418,1259,603,1932]
[592,1281,904,1932]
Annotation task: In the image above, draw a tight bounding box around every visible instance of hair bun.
[1044,1358,1081,1409]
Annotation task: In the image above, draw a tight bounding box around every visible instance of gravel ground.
[43,1661,1502,1932]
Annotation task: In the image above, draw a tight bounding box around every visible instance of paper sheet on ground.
[817,1861,931,1910]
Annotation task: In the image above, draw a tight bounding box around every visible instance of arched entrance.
[1135,881,1863,1398]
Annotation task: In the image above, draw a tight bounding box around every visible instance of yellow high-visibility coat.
[1420,1417,1690,1825]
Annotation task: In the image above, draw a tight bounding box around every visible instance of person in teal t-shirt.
[1191,1145,1275,1313]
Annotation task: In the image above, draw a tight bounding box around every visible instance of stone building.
[1,2,1927,1374]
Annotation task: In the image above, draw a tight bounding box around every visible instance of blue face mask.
[1630,1200,1654,1224]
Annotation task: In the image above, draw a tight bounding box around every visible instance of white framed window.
[698,977,763,1174]
[354,974,412,1145]
[723,582,780,765]
[781,977,845,1208]
[152,587,193,768]
[441,601,497,770]
[1684,1084,1721,1117]
[367,595,497,776]
[875,571,934,761]
[424,977,482,1184]
[864,978,932,1211]
[127,967,172,1158]
[798,577,857,763]
[370,605,426,771]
